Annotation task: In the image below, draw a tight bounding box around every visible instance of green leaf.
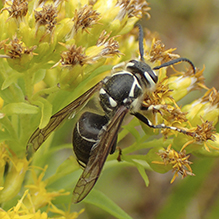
[33,69,46,84]
[134,161,149,186]
[35,98,52,129]
[46,156,79,186]
[122,118,141,141]
[1,72,23,90]
[85,189,133,219]
[2,102,39,115]
[122,155,150,187]
[0,130,11,142]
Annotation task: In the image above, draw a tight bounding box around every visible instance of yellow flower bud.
[0,156,29,203]
[182,87,219,126]
[168,67,206,102]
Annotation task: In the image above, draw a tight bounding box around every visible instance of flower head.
[152,145,195,183]
[24,165,69,209]
[0,190,83,219]
[34,4,58,42]
[1,0,28,22]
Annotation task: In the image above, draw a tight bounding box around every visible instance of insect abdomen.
[73,112,117,166]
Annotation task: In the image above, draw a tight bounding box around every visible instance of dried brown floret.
[116,0,150,19]
[60,45,88,67]
[4,36,37,59]
[193,119,216,142]
[153,144,195,183]
[181,118,217,152]
[142,80,189,137]
[1,0,28,21]
[143,80,174,107]
[96,30,121,58]
[165,108,188,124]
[35,4,57,41]
[88,0,98,5]
[150,39,180,63]
[201,87,219,106]
[73,5,100,34]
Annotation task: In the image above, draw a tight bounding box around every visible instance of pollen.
[1,0,28,21]
[154,144,195,183]
[73,5,100,33]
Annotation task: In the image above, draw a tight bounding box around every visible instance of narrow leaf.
[2,102,39,115]
[85,189,133,219]
[1,72,23,90]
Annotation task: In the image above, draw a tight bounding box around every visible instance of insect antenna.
[136,24,145,62]
[153,57,196,74]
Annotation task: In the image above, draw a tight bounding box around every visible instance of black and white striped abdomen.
[73,112,117,166]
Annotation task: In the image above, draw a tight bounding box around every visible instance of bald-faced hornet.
[27,25,196,203]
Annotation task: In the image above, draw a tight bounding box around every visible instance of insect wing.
[72,105,129,203]
[27,82,103,152]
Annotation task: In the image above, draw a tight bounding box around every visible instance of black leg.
[132,112,191,135]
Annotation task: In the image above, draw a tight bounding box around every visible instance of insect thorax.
[99,71,143,117]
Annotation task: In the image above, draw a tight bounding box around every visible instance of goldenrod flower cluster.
[0,0,218,218]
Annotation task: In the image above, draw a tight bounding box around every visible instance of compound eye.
[147,69,158,84]
[144,69,158,88]
[126,60,158,87]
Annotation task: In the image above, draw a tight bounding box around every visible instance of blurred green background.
[66,1,219,218]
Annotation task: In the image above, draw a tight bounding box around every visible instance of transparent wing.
[27,82,103,152]
[72,105,129,203]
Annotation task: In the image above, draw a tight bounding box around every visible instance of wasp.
[27,25,196,203]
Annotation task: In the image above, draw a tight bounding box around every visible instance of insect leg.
[140,104,165,112]
[132,112,191,135]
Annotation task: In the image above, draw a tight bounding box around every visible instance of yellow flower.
[152,144,195,183]
[0,190,83,219]
[168,67,207,102]
[182,87,219,126]
[173,117,217,153]
[24,165,69,210]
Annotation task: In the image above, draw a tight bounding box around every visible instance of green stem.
[24,69,34,99]
[122,137,172,155]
